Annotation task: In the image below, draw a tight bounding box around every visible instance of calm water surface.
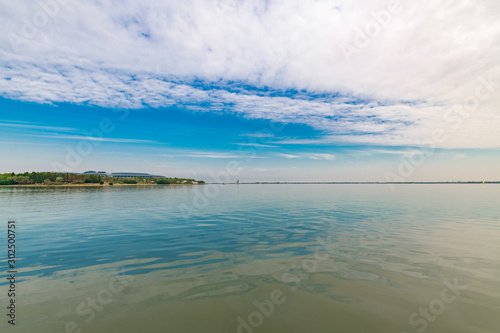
[0,185,499,333]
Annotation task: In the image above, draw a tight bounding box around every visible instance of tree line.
[0,172,205,185]
[0,172,106,185]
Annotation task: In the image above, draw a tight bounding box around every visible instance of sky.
[0,0,499,182]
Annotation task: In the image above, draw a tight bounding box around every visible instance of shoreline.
[1,182,498,187]
[0,183,202,188]
[211,181,499,185]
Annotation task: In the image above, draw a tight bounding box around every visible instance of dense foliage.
[0,172,105,185]
[0,172,204,185]
[155,177,192,184]
[153,177,205,184]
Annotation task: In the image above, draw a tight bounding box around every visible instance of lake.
[1,184,499,333]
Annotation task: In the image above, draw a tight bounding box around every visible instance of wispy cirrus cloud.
[186,153,244,159]
[278,153,301,159]
[156,150,255,159]
[304,153,336,161]
[277,152,335,161]
[0,122,78,132]
[23,134,159,144]
[156,148,269,159]
[0,141,62,146]
[240,133,275,138]
[234,142,277,148]
[363,149,425,158]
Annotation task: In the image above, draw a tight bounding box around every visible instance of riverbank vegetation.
[0,172,204,186]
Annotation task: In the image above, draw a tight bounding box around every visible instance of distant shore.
[0,183,202,188]
[2,182,498,187]
[209,181,500,185]
[0,172,205,186]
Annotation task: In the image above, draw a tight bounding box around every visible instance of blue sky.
[1,0,499,181]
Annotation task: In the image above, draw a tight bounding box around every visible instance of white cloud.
[305,153,336,161]
[278,153,300,159]
[360,149,425,158]
[187,153,242,159]
[234,142,277,148]
[277,152,335,161]
[158,148,268,159]
[241,133,274,138]
[179,150,251,159]
[1,0,499,148]
[24,134,158,144]
[0,122,77,132]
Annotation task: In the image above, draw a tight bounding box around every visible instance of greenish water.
[0,185,499,333]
